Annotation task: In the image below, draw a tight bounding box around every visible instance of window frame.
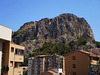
[73,56,76,60]
[11,47,14,52]
[73,64,76,68]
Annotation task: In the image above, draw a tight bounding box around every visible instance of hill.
[12,13,95,57]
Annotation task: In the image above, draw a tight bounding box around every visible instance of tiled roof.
[48,70,56,73]
[65,50,100,58]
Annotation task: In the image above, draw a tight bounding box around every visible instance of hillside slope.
[12,13,95,56]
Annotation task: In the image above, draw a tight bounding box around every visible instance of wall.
[0,25,12,41]
[65,51,91,75]
[0,40,3,75]
[0,25,12,75]
[8,43,25,75]
[3,41,10,75]
[88,48,100,55]
[41,71,53,75]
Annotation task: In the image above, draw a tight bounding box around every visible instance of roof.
[48,70,56,74]
[36,55,46,57]
[10,42,25,50]
[20,66,28,68]
[36,54,64,58]
[79,50,90,54]
[65,50,100,58]
[29,57,34,59]
[0,24,12,29]
[65,50,89,56]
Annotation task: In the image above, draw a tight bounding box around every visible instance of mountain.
[12,13,95,56]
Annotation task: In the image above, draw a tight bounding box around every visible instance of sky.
[0,0,100,41]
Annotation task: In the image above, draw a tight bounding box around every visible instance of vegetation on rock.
[92,40,100,48]
[33,42,71,56]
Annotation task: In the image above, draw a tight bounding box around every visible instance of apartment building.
[0,25,12,75]
[28,54,64,75]
[28,57,35,75]
[0,25,25,75]
[88,48,100,55]
[65,50,100,75]
[7,42,25,75]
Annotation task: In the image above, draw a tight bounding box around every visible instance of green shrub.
[23,70,28,75]
[69,40,75,47]
[92,40,100,48]
[78,38,87,46]
[33,42,71,56]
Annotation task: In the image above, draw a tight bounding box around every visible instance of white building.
[28,55,64,75]
[28,57,34,75]
[0,25,12,75]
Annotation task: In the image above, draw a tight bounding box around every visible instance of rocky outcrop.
[12,13,95,56]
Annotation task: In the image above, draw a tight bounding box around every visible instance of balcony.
[14,67,23,75]
[9,52,14,61]
[91,60,99,65]
[15,55,24,62]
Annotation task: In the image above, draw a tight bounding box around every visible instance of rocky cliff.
[12,13,95,56]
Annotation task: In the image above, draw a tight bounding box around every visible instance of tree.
[23,70,28,75]
[78,38,87,46]
[33,42,71,56]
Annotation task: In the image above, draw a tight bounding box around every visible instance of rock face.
[12,13,95,56]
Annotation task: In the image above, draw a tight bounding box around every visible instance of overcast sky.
[0,0,100,41]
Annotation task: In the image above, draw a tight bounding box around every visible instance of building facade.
[88,48,100,55]
[0,25,12,75]
[0,25,25,75]
[65,50,100,75]
[28,55,64,75]
[7,42,25,75]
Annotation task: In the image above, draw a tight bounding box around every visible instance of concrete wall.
[0,25,12,41]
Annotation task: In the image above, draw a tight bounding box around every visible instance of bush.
[24,57,28,66]
[33,42,71,56]
[92,40,100,48]
[23,70,28,75]
[69,40,75,48]
[78,38,87,46]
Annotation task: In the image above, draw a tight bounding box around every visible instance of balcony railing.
[91,60,99,65]
[14,67,23,75]
[15,55,24,62]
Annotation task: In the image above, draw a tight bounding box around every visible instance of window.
[59,73,62,75]
[73,72,76,75]
[99,50,100,52]
[73,64,76,68]
[15,49,20,54]
[19,49,24,55]
[11,47,14,52]
[10,61,13,67]
[15,49,18,54]
[73,56,76,60]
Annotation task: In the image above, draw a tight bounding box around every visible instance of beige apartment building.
[65,50,100,75]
